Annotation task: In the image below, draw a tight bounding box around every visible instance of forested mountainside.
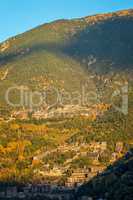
[0,9,133,200]
[0,9,133,109]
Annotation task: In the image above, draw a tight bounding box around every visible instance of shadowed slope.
[76,149,133,200]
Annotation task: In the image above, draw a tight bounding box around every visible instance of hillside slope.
[0,10,132,195]
[0,9,133,110]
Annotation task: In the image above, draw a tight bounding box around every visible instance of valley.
[0,8,133,200]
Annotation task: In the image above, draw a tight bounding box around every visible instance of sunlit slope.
[0,9,133,107]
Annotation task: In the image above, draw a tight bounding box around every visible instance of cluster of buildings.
[32,142,110,187]
[65,166,105,188]
[0,184,107,200]
[10,103,109,121]
[32,105,94,120]
[10,105,86,121]
[32,141,124,188]
[0,184,75,199]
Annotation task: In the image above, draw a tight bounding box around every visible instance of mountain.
[0,9,133,111]
[0,9,132,198]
